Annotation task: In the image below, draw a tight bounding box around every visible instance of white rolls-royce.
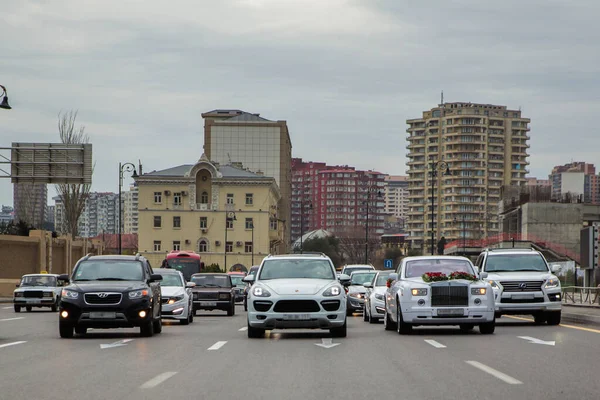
[384,256,495,334]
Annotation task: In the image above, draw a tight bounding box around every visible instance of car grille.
[254,301,273,312]
[23,291,44,298]
[273,300,320,313]
[431,285,468,307]
[500,281,543,292]
[194,292,219,300]
[321,300,341,311]
[500,297,544,304]
[84,293,122,305]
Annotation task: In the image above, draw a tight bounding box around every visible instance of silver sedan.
[363,271,392,323]
[156,269,195,325]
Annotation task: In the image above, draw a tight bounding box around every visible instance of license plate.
[282,314,310,320]
[90,312,116,319]
[200,301,217,307]
[512,294,535,300]
[437,308,464,316]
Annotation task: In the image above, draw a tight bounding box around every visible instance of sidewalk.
[561,303,600,326]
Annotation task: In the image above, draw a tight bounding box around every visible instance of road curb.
[0,298,13,304]
[562,306,600,327]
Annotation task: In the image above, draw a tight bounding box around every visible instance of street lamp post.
[364,187,383,264]
[0,85,11,110]
[118,162,138,255]
[224,211,236,272]
[250,221,254,266]
[430,161,451,255]
[454,214,466,255]
[299,196,312,254]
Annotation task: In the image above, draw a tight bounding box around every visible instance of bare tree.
[335,226,381,265]
[54,110,91,237]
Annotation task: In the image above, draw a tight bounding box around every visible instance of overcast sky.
[1,0,599,208]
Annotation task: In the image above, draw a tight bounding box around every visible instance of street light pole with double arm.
[118,162,138,255]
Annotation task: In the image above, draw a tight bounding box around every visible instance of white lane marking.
[208,341,227,351]
[424,339,446,348]
[239,327,248,331]
[2,306,12,309]
[140,372,178,389]
[0,341,27,349]
[0,317,25,322]
[315,338,340,349]
[100,339,134,349]
[518,336,556,346]
[466,361,523,385]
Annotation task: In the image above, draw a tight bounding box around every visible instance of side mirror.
[363,282,373,288]
[150,274,163,282]
[186,282,196,288]
[480,272,489,280]
[551,264,561,273]
[389,273,398,281]
[243,275,255,284]
[15,283,20,288]
[338,274,351,287]
[58,274,70,283]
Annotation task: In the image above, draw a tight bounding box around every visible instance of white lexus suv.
[244,253,351,338]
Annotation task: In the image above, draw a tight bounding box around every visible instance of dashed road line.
[466,361,523,385]
[0,317,25,322]
[424,339,446,348]
[208,341,227,350]
[0,341,27,349]
[239,327,248,331]
[2,306,12,309]
[505,315,600,334]
[140,372,178,389]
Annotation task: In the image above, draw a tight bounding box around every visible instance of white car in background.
[156,268,195,325]
[346,270,377,315]
[245,253,351,338]
[13,274,63,312]
[363,270,393,323]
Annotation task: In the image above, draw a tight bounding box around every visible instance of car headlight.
[411,288,428,296]
[323,286,342,297]
[545,278,560,289]
[348,293,364,299]
[488,280,500,289]
[14,292,24,297]
[128,290,149,299]
[167,295,184,304]
[253,286,271,297]
[471,288,487,295]
[374,293,385,301]
[219,293,230,300]
[61,289,79,299]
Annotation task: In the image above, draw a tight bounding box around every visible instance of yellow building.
[136,155,283,271]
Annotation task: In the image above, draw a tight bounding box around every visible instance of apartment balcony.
[192,203,218,211]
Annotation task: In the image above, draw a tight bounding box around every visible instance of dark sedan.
[190,273,236,316]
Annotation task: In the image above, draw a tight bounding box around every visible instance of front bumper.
[161,301,188,320]
[370,299,386,316]
[193,300,231,311]
[402,305,495,325]
[59,298,153,328]
[494,289,562,314]
[347,296,365,312]
[14,297,56,307]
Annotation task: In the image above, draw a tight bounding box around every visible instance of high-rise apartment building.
[526,177,551,187]
[54,192,119,237]
[384,175,409,227]
[291,158,386,242]
[202,109,292,251]
[406,102,530,253]
[549,162,599,203]
[123,184,139,234]
[13,183,47,227]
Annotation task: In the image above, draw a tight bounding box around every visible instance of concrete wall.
[0,231,104,297]
[521,203,582,256]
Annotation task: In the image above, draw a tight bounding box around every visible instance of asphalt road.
[1,304,599,400]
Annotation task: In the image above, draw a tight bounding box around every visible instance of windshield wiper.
[73,279,93,281]
[95,278,130,281]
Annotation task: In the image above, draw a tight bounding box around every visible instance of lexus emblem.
[519,283,527,290]
[98,293,108,298]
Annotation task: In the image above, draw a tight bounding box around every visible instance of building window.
[226,218,234,229]
[225,241,233,252]
[226,193,234,205]
[200,217,208,229]
[245,242,253,253]
[245,193,253,205]
[245,218,254,230]
[153,216,162,228]
[153,241,161,251]
[198,240,208,253]
[154,192,162,203]
[173,216,181,228]
[173,241,181,251]
[173,192,182,206]
[200,191,209,204]
[270,218,278,231]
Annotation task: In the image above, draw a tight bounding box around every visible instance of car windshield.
[166,258,200,281]
[405,259,475,278]
[160,273,183,287]
[191,275,231,288]
[73,261,144,281]
[20,276,56,287]
[375,273,392,286]
[351,272,376,285]
[485,254,549,273]
[258,259,335,280]
[230,276,245,286]
[247,268,259,277]
[344,267,373,275]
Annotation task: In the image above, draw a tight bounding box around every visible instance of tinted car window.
[485,254,548,272]
[73,261,144,281]
[192,275,231,287]
[161,274,183,287]
[404,259,474,278]
[350,272,376,285]
[20,276,57,287]
[375,273,392,286]
[259,260,335,280]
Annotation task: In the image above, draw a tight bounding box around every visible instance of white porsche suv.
[244,253,351,338]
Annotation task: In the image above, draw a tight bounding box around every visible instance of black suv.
[58,254,163,338]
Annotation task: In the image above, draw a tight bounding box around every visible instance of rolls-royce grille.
[194,292,219,300]
[84,293,122,305]
[500,281,543,292]
[431,286,468,307]
[24,291,43,298]
[273,300,320,313]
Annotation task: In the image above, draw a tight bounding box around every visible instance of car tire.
[227,303,235,316]
[244,298,248,312]
[247,324,265,338]
[495,312,502,319]
[384,304,396,331]
[479,319,496,335]
[546,311,561,326]
[140,319,154,337]
[14,305,20,313]
[26,306,32,312]
[153,316,162,333]
[459,324,475,333]
[533,312,547,325]
[180,316,190,325]
[330,319,347,338]
[189,308,194,323]
[363,306,369,322]
[51,300,58,312]
[59,321,74,338]
[75,326,87,335]
[396,303,412,335]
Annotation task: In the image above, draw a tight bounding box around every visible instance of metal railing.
[561,286,600,305]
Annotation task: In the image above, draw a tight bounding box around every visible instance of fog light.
[60,311,68,318]
[417,299,426,306]
[139,310,147,318]
[474,298,481,305]
[172,308,184,315]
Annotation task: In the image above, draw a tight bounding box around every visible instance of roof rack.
[82,253,93,261]
[135,253,142,261]
[483,247,535,252]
